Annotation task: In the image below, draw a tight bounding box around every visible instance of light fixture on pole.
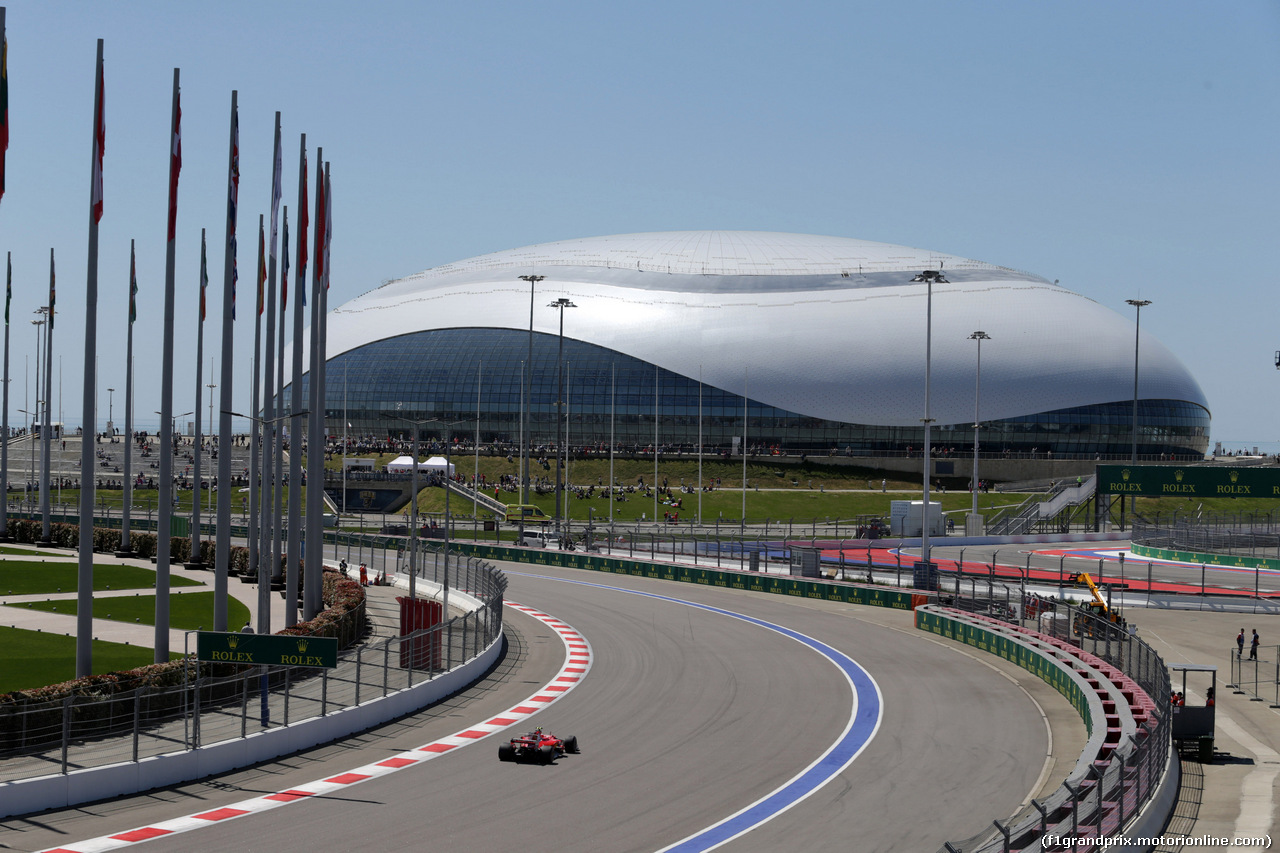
[517,274,544,541]
[1125,299,1151,464]
[910,270,948,577]
[1124,298,1150,533]
[548,296,576,538]
[967,330,990,533]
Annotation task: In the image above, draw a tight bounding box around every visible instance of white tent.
[386,455,455,475]
[423,456,455,476]
[386,455,417,473]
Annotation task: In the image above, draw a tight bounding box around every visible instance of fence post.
[355,646,362,707]
[241,672,250,739]
[283,667,291,726]
[321,668,329,717]
[133,687,142,763]
[991,818,1011,853]
[383,640,390,697]
[1032,798,1048,834]
[193,672,203,748]
[1064,780,1081,838]
[1116,751,1127,829]
[61,696,72,774]
[1273,651,1280,709]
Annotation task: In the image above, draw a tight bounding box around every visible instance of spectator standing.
[1250,629,1260,660]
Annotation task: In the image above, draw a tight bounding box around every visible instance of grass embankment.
[19,486,302,515]
[0,562,204,596]
[0,626,180,694]
[9,591,249,632]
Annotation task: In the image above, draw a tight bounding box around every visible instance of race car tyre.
[564,735,579,754]
[498,744,516,762]
[539,745,555,764]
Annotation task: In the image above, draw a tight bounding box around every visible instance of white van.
[519,531,552,548]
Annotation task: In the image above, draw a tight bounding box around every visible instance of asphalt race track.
[3,564,1054,853]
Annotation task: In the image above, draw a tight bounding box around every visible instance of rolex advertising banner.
[197,631,338,668]
[1096,464,1280,499]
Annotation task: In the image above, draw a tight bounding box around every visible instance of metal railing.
[937,580,1172,853]
[1226,645,1280,708]
[0,549,506,784]
[1134,519,1280,562]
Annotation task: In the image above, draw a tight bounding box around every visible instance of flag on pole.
[199,230,208,321]
[281,208,290,310]
[167,92,181,241]
[269,123,282,257]
[298,151,308,309]
[324,169,332,290]
[48,251,55,330]
[1,32,9,207]
[228,103,239,320]
[90,51,105,223]
[313,163,325,281]
[129,242,138,324]
[257,219,265,316]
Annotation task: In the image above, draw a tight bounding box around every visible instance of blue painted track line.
[514,572,884,853]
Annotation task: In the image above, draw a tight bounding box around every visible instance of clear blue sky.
[0,1,1276,449]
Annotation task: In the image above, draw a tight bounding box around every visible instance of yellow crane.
[1067,572,1126,636]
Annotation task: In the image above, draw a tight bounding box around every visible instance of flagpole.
[40,247,52,544]
[190,231,205,566]
[214,90,238,632]
[155,67,180,661]
[273,206,287,593]
[0,8,7,542]
[247,214,262,588]
[259,111,281,632]
[1,252,11,542]
[117,241,135,556]
[286,134,307,626]
[303,149,323,620]
[76,38,104,678]
[473,361,480,519]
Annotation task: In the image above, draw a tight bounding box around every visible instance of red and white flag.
[90,50,105,223]
[167,90,181,241]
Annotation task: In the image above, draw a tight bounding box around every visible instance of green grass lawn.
[8,591,249,632]
[0,562,204,596]
[0,545,57,557]
[0,625,179,694]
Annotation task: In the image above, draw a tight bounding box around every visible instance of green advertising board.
[452,542,930,611]
[196,631,338,668]
[1096,464,1280,499]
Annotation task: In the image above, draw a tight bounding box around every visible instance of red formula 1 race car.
[498,727,580,764]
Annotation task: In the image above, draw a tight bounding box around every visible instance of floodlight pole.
[548,297,576,538]
[968,330,990,521]
[912,270,948,569]
[1125,298,1151,532]
[518,274,543,541]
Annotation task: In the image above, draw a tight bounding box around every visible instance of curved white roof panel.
[321,231,1208,428]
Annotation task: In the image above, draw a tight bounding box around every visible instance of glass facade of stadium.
[289,328,1210,460]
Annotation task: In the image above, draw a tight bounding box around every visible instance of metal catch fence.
[0,552,506,784]
[937,581,1172,853]
[1226,645,1280,708]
